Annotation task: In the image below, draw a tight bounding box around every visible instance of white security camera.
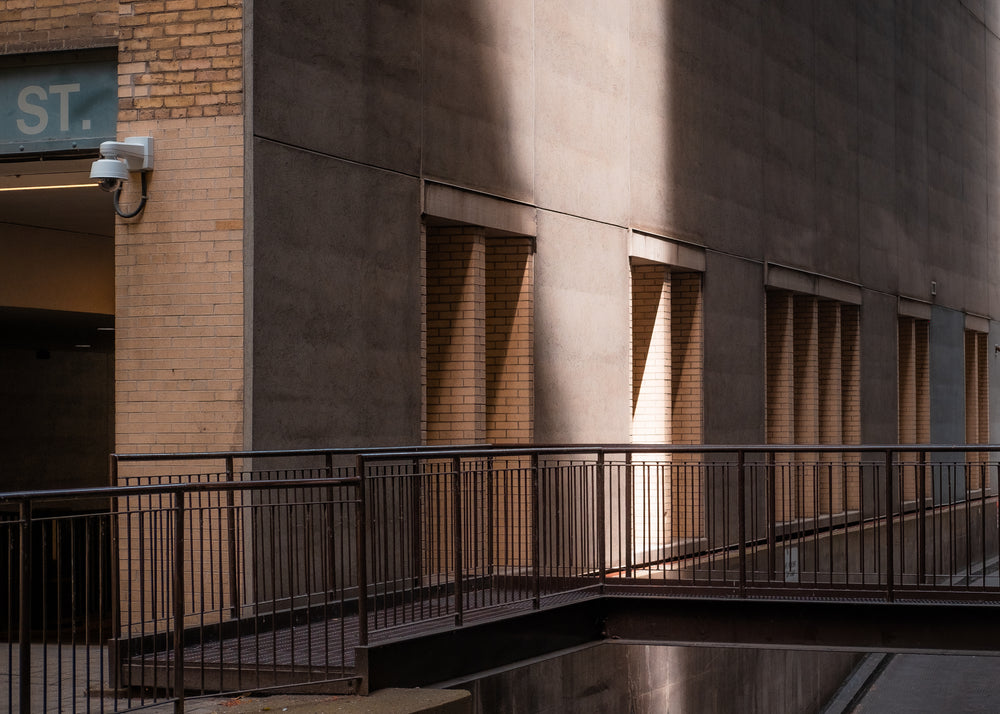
[90,136,154,217]
[90,137,154,192]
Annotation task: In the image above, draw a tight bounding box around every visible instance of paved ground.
[829,653,1000,713]
[1,644,469,713]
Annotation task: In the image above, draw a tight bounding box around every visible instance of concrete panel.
[251,140,422,448]
[423,182,536,237]
[533,211,630,443]
[929,306,966,444]
[452,642,859,714]
[703,253,764,445]
[535,0,629,226]
[991,321,1000,443]
[253,0,422,174]
[422,0,534,202]
[631,1,764,255]
[860,290,898,444]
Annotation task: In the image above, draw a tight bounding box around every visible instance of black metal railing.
[2,444,998,711]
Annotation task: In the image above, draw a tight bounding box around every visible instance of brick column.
[486,238,534,444]
[425,226,487,445]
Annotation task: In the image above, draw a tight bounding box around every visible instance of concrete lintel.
[898,298,932,320]
[628,231,706,272]
[965,314,990,334]
[765,263,862,305]
[423,181,536,237]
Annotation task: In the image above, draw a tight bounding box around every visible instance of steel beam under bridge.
[360,595,1000,691]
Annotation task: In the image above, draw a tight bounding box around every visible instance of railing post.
[884,449,895,603]
[356,455,369,647]
[597,451,606,589]
[172,490,186,713]
[18,499,31,714]
[109,455,122,689]
[625,452,633,578]
[531,452,541,610]
[737,450,747,598]
[452,456,464,627]
[225,455,240,618]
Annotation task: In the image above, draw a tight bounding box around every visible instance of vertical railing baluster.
[597,451,606,589]
[410,458,423,591]
[173,489,186,713]
[767,450,776,583]
[226,455,239,618]
[885,449,895,603]
[737,451,747,598]
[18,499,31,714]
[452,456,464,627]
[625,452,634,578]
[918,450,927,585]
[531,452,541,610]
[356,455,369,647]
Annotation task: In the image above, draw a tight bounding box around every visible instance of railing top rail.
[355,443,1000,463]
[0,475,361,505]
[111,443,494,464]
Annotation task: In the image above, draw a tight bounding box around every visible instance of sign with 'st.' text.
[0,58,116,155]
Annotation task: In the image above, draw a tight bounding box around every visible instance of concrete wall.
[451,643,861,714]
[252,0,1000,447]
[930,306,967,445]
[250,140,423,448]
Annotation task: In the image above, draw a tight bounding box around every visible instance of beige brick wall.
[671,272,703,446]
[630,267,704,543]
[486,238,534,444]
[114,115,244,454]
[425,226,487,445]
[631,264,670,444]
[424,228,534,571]
[898,316,930,502]
[115,0,244,455]
[112,0,245,626]
[767,291,861,518]
[0,0,117,54]
[118,0,242,121]
[966,329,989,488]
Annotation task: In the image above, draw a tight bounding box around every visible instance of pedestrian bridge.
[2,444,999,711]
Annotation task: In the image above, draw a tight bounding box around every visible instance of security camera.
[93,174,125,193]
[89,136,154,217]
[89,137,154,189]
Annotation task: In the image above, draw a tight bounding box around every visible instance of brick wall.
[117,0,242,121]
[0,0,117,54]
[898,316,930,501]
[112,0,246,625]
[114,0,244,456]
[425,226,487,445]
[965,329,989,488]
[670,272,703,446]
[486,238,533,444]
[630,267,704,543]
[424,227,535,570]
[631,264,670,444]
[766,291,861,518]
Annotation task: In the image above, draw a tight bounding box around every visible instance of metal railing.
[2,444,999,711]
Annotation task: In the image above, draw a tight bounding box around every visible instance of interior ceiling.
[0,155,114,238]
[0,155,115,352]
